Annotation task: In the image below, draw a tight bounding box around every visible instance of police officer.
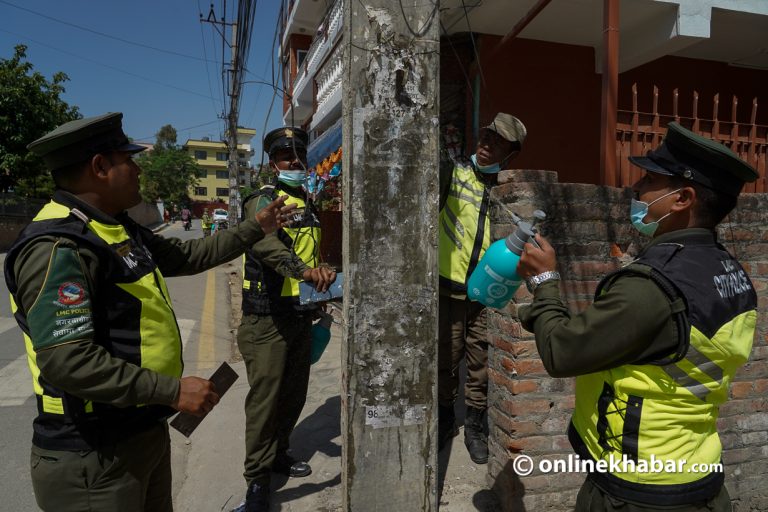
[234,127,335,511]
[438,113,526,463]
[4,112,293,512]
[517,122,758,511]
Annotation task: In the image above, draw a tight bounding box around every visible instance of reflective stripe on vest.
[571,238,757,505]
[438,165,490,291]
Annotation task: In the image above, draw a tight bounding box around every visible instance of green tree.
[135,126,199,205]
[0,45,80,197]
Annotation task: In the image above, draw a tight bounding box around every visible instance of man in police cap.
[234,126,335,511]
[4,112,293,512]
[438,112,526,464]
[517,122,759,511]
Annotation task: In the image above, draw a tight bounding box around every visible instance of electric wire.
[198,0,226,127]
[0,0,218,64]
[0,28,215,101]
[398,0,439,38]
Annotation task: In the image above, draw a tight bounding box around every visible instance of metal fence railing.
[616,84,767,193]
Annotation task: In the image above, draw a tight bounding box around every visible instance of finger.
[535,234,553,251]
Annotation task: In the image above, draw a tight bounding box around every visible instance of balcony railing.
[291,0,343,103]
[315,42,343,113]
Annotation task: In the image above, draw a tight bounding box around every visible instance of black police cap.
[27,112,146,172]
[629,122,758,197]
[263,127,308,156]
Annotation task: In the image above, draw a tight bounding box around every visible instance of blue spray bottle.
[310,310,334,364]
[467,210,546,308]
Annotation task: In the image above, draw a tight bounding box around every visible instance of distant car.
[212,208,228,222]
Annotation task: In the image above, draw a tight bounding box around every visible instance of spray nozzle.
[505,210,547,255]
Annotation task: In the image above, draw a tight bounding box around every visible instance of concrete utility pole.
[227,21,241,226]
[341,0,439,510]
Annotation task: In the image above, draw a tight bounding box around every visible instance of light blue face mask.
[278,170,306,188]
[630,188,681,236]
[471,154,501,174]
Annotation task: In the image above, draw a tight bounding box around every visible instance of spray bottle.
[310,310,334,364]
[467,210,546,308]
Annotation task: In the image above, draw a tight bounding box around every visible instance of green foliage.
[0,45,80,198]
[136,130,200,205]
[154,125,177,151]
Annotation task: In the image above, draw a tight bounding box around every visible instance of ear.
[671,186,695,213]
[269,160,279,173]
[91,153,112,178]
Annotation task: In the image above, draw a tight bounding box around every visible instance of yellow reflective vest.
[242,185,321,315]
[570,237,757,506]
[5,198,183,450]
[439,164,491,294]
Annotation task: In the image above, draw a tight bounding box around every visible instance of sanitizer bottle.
[310,311,334,364]
[467,210,546,308]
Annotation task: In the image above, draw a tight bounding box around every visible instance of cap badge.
[285,129,294,138]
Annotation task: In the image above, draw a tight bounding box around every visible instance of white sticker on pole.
[365,404,426,429]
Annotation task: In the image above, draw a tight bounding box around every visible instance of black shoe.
[231,481,270,512]
[464,406,488,464]
[438,404,459,451]
[273,452,312,478]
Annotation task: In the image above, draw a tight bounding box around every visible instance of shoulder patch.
[27,245,94,351]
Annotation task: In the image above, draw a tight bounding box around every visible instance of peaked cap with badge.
[27,112,146,172]
[629,122,758,197]
[263,126,309,156]
[483,113,527,146]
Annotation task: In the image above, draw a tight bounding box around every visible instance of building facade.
[183,127,256,203]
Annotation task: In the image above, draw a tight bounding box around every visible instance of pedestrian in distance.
[4,112,296,512]
[201,208,212,238]
[516,122,759,511]
[438,112,526,464]
[233,126,336,512]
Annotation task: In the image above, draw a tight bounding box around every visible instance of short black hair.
[668,176,738,227]
[51,159,89,190]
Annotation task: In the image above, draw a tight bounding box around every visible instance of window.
[216,170,229,179]
[238,152,246,159]
[296,49,308,69]
[194,187,207,196]
[216,152,228,161]
[216,188,229,197]
[195,169,207,178]
[194,150,207,160]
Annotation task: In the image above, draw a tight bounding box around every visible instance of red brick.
[731,381,755,399]
[512,359,549,377]
[507,435,553,454]
[501,398,554,417]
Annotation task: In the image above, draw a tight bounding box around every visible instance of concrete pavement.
[172,280,501,511]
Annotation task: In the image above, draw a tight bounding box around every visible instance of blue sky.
[0,0,284,149]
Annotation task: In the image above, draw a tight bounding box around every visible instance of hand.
[172,376,220,417]
[254,196,298,234]
[302,266,337,293]
[517,234,558,279]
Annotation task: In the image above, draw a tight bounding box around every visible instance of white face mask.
[630,188,681,236]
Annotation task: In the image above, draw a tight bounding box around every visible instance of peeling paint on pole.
[342,0,439,510]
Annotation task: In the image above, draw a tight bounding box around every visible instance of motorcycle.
[183,219,191,231]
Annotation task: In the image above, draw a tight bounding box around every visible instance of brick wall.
[486,170,768,511]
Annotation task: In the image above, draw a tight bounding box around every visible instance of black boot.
[273,450,312,478]
[438,404,458,451]
[231,481,270,512]
[464,406,488,464]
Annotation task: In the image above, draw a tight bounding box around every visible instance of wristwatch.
[525,270,561,293]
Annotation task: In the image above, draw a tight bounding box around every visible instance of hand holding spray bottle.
[467,210,546,308]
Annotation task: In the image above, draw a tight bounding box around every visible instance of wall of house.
[283,34,313,115]
[457,36,768,188]
[619,55,768,126]
[485,169,768,511]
